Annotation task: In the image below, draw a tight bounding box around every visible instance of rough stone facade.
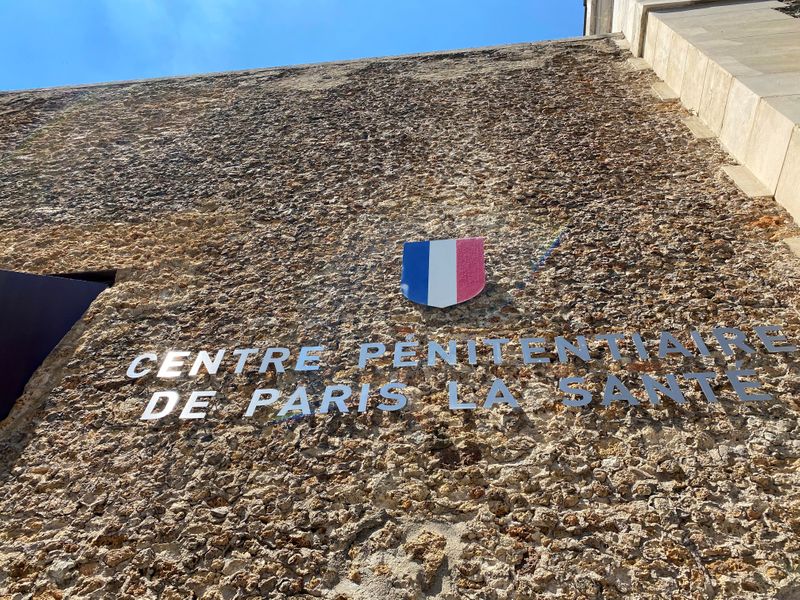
[1,37,800,599]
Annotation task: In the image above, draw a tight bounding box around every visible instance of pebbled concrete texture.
[2,38,800,599]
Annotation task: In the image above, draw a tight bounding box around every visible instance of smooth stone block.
[666,34,689,94]
[613,37,632,50]
[699,59,733,134]
[612,0,629,34]
[655,1,785,22]
[776,126,800,225]
[680,19,800,43]
[653,22,674,79]
[624,0,639,48]
[680,42,709,113]
[784,237,800,259]
[713,56,763,79]
[745,98,798,193]
[728,31,800,50]
[767,95,800,125]
[738,72,800,98]
[651,81,679,101]
[643,11,660,64]
[659,7,788,29]
[735,53,800,76]
[627,57,651,71]
[722,165,772,199]
[682,116,716,139]
[720,78,760,163]
[630,0,647,56]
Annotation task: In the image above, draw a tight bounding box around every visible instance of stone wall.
[1,38,800,599]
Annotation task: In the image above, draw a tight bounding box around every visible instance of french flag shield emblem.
[401,237,485,308]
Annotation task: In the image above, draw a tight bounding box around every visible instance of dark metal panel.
[0,270,108,420]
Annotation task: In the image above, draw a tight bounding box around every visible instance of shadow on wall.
[0,270,115,483]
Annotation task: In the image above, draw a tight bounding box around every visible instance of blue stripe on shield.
[401,241,429,305]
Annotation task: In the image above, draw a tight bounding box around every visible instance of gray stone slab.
[626,0,788,56]
[613,37,632,50]
[682,116,717,138]
[706,53,800,78]
[679,19,800,42]
[627,57,652,71]
[722,164,773,198]
[738,72,800,97]
[629,0,799,223]
[765,94,800,125]
[655,1,786,21]
[732,54,800,76]
[700,46,800,70]
[652,81,680,100]
[715,35,800,57]
[784,237,800,258]
[714,56,784,78]
[662,11,788,32]
[658,10,788,30]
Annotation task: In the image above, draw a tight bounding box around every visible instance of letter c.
[127,353,157,379]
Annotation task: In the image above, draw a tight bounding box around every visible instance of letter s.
[560,377,592,407]
[377,382,407,411]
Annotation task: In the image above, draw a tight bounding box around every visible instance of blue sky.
[0,1,584,91]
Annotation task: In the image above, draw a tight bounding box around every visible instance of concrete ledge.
[620,0,785,57]
[722,165,772,198]
[651,81,680,101]
[627,57,651,71]
[609,0,800,224]
[784,237,800,259]
[682,116,715,139]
